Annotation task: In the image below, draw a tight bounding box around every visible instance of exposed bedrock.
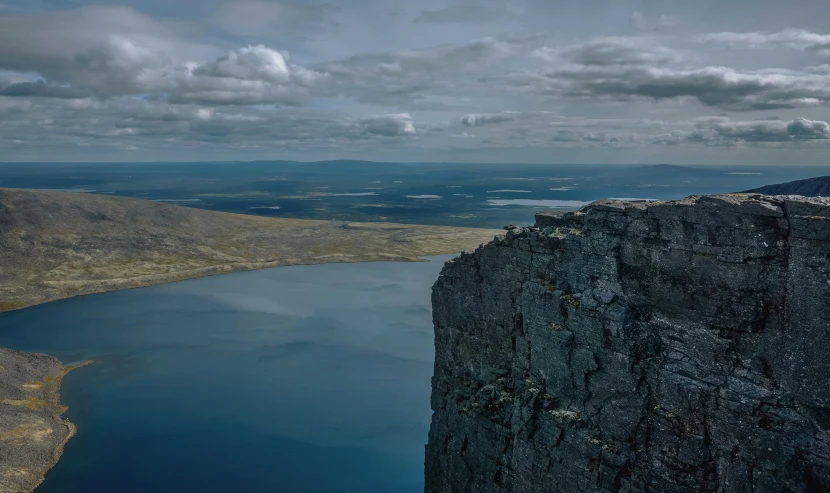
[425,194,830,493]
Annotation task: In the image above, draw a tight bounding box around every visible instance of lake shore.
[0,188,499,492]
[0,349,91,493]
[0,187,499,312]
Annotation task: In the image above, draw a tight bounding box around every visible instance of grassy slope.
[0,188,500,311]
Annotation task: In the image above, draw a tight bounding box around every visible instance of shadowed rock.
[426,194,830,492]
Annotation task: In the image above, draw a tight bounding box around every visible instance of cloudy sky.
[1,0,830,164]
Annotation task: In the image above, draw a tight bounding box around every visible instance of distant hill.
[745,176,830,197]
[0,188,498,311]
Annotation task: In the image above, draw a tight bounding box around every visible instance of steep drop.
[426,194,830,492]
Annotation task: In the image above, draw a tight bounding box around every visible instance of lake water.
[0,257,454,493]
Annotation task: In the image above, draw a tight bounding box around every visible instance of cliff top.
[535,193,830,228]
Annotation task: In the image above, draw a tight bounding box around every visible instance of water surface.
[0,257,453,493]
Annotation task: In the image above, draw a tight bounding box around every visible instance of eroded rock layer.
[426,194,830,493]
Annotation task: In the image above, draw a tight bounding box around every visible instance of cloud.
[461,113,515,126]
[2,2,830,163]
[539,37,684,66]
[360,113,416,137]
[629,11,679,32]
[193,45,294,83]
[524,37,830,111]
[534,65,830,111]
[312,36,514,105]
[522,36,830,111]
[414,5,511,24]
[674,117,830,145]
[700,29,830,55]
[176,45,323,105]
[207,0,328,37]
[0,80,90,98]
[0,5,212,81]
[629,11,648,31]
[787,117,830,138]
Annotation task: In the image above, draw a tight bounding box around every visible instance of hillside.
[745,175,830,196]
[0,187,499,493]
[0,188,499,311]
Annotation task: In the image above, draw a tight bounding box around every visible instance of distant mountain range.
[745,176,830,197]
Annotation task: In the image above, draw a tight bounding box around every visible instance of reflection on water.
[0,256,454,493]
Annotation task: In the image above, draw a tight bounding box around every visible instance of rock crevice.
[425,194,830,493]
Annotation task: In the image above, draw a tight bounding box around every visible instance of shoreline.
[0,252,476,492]
[0,349,91,493]
[1,253,435,314]
[23,361,93,493]
[0,186,500,491]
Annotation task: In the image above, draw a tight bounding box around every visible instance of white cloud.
[700,29,830,55]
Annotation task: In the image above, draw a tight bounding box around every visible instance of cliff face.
[426,194,830,492]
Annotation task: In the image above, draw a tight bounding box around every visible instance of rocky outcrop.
[425,194,830,492]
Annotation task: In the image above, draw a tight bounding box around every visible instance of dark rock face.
[425,194,830,493]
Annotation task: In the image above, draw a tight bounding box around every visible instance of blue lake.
[0,256,454,493]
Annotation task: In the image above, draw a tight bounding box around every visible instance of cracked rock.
[425,194,830,493]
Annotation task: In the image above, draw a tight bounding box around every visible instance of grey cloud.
[787,117,830,138]
[629,11,679,32]
[526,36,830,110]
[207,0,329,37]
[681,117,830,144]
[538,65,830,110]
[629,11,648,30]
[550,130,582,142]
[0,80,90,98]
[701,29,830,55]
[461,113,515,126]
[359,113,416,137]
[544,38,684,66]
[310,36,514,105]
[415,5,511,24]
[3,1,830,163]
[0,5,212,78]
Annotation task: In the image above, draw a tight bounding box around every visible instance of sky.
[1,0,830,164]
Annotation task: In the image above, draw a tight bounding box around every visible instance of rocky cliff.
[426,194,830,492]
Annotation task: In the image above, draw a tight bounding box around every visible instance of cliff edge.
[426,194,830,492]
